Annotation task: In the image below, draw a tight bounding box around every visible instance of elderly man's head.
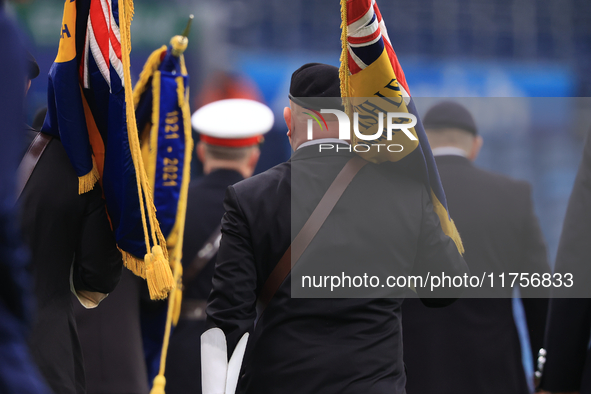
[423,101,483,161]
[284,63,344,150]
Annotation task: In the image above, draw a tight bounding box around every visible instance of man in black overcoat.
[402,101,550,394]
[202,64,469,394]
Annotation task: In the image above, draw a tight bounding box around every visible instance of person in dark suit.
[202,64,469,394]
[19,131,123,393]
[165,98,272,394]
[402,101,550,394]
[537,128,591,394]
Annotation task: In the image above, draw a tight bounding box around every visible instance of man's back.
[166,169,244,394]
[403,155,549,394]
[207,146,468,394]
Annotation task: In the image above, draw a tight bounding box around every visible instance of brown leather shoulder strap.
[183,224,223,285]
[256,155,368,316]
[16,132,53,202]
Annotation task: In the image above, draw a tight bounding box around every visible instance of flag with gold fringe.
[133,21,194,394]
[41,0,175,299]
[340,0,464,254]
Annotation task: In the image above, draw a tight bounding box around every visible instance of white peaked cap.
[191,99,274,147]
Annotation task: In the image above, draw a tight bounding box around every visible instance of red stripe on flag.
[110,29,121,59]
[348,29,381,45]
[384,41,410,96]
[90,0,110,69]
[347,0,372,25]
[373,2,383,24]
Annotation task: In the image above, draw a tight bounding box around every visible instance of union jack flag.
[42,0,174,298]
[341,0,464,254]
[346,0,410,101]
[80,0,124,91]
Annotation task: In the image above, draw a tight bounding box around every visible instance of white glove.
[201,328,249,394]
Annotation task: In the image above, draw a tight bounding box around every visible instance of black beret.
[27,51,40,80]
[423,101,477,135]
[288,63,343,111]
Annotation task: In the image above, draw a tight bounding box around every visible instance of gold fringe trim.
[121,249,146,279]
[146,71,161,190]
[179,54,188,76]
[78,158,100,194]
[339,0,350,112]
[120,0,172,300]
[133,46,167,108]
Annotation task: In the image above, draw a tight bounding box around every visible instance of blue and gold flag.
[133,31,193,394]
[41,0,174,299]
[340,0,464,253]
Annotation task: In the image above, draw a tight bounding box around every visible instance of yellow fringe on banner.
[145,71,161,189]
[121,249,146,279]
[133,46,167,108]
[78,158,100,194]
[119,0,174,300]
[339,0,350,114]
[170,73,192,323]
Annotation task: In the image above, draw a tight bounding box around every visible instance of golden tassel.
[146,245,175,300]
[120,0,173,299]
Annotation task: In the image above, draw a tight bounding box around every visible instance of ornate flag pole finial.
[171,15,194,57]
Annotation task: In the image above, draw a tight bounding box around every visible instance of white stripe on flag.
[88,18,112,90]
[348,0,376,35]
[83,18,91,89]
[348,45,369,70]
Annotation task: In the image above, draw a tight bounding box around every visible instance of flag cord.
[119,0,174,300]
[118,0,151,267]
